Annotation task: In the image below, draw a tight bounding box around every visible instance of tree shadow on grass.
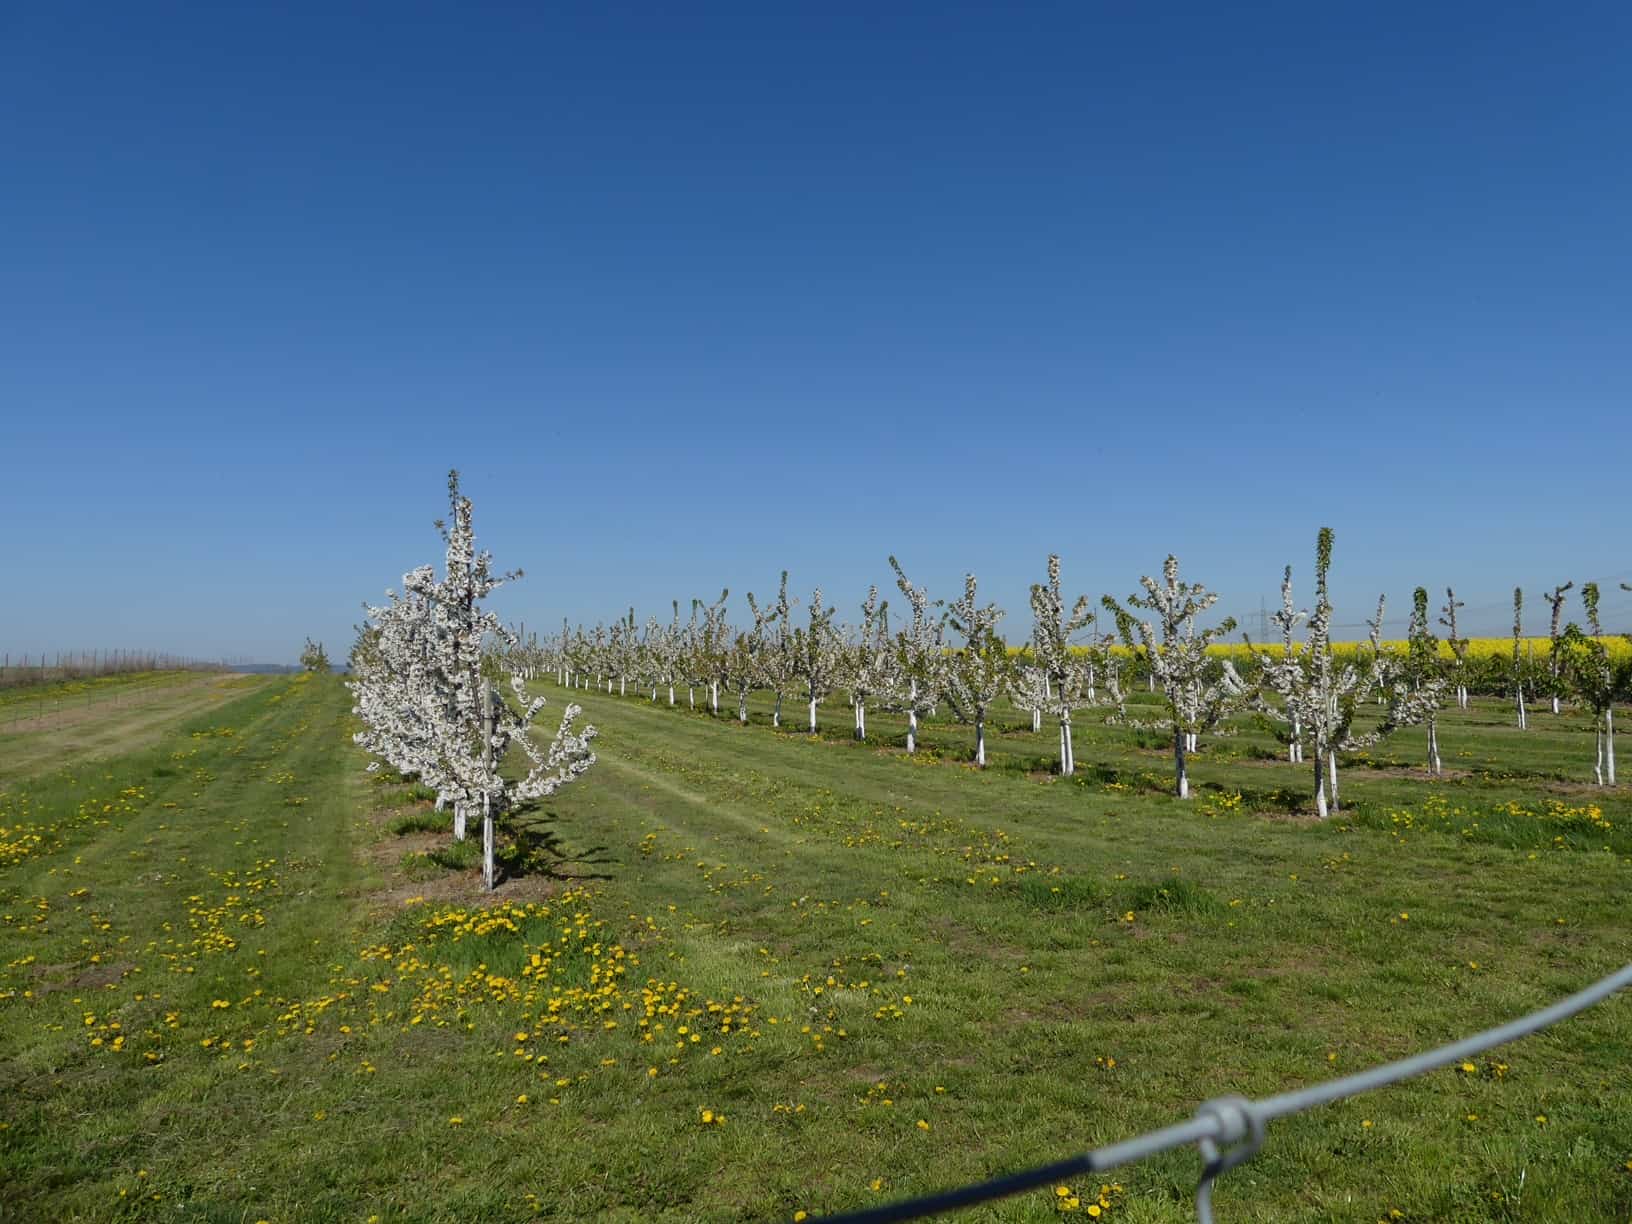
[496,806,615,883]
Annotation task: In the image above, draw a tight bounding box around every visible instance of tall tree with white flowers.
[349,471,596,890]
[792,588,845,733]
[1559,583,1617,785]
[747,573,798,728]
[1400,587,1451,775]
[848,586,894,741]
[728,590,775,723]
[886,556,944,754]
[1106,556,1244,799]
[941,573,1011,767]
[693,589,732,715]
[1438,589,1469,710]
[1246,566,1308,763]
[1542,581,1575,715]
[1248,530,1401,817]
[1027,555,1097,777]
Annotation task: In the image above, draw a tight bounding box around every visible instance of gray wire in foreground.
[805,962,1632,1224]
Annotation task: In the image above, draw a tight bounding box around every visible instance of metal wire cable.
[807,963,1632,1224]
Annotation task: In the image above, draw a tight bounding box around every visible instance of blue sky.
[3,2,1629,662]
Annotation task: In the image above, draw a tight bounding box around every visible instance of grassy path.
[0,674,370,1220]
[0,673,272,781]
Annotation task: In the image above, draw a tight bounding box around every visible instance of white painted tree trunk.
[906,680,918,753]
[808,697,818,733]
[773,694,781,728]
[668,684,675,706]
[1427,718,1441,775]
[453,801,467,841]
[1552,695,1560,715]
[1031,707,1041,733]
[1328,752,1340,813]
[1174,729,1188,799]
[738,690,749,723]
[975,716,986,767]
[1516,686,1527,730]
[1607,708,1616,786]
[856,700,866,741]
[1060,718,1075,777]
[1314,751,1329,819]
[620,677,626,696]
[710,681,719,714]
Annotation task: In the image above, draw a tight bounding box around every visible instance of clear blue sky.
[3,2,1629,663]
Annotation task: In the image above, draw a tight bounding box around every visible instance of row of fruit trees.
[348,474,1625,888]
[520,534,1627,806]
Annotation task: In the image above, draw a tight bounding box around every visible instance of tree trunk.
[975,715,986,767]
[1427,718,1441,775]
[711,681,719,714]
[620,677,626,697]
[1314,749,1329,819]
[808,697,818,733]
[1607,707,1616,786]
[1031,707,1041,733]
[856,700,866,741]
[738,689,748,723]
[1174,729,1188,798]
[773,693,781,728]
[1328,751,1340,813]
[668,684,675,706]
[1060,717,1075,777]
[481,792,495,892]
[1516,686,1527,730]
[688,686,694,709]
[453,801,467,841]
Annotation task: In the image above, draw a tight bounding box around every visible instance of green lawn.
[2,674,1629,1222]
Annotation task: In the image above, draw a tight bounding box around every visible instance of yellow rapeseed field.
[1032,637,1632,663]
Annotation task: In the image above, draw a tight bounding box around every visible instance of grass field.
[2,673,1629,1222]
